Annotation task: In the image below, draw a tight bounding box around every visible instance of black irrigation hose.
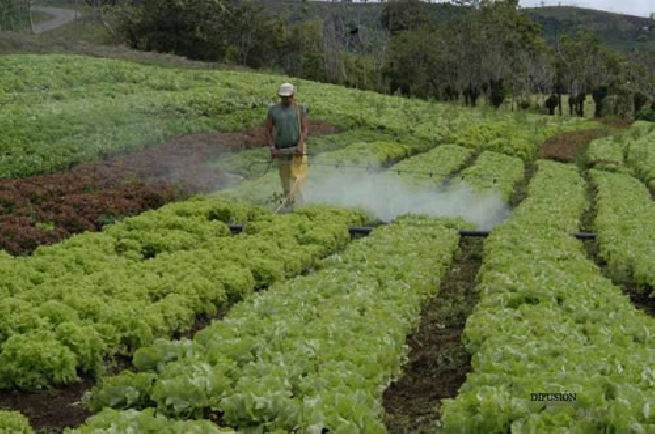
[227,224,596,240]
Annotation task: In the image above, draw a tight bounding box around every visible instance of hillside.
[262,0,655,54]
[523,6,655,52]
[12,0,655,55]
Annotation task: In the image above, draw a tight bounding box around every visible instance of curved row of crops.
[591,169,655,298]
[0,89,554,391]
[2,53,645,433]
[587,120,655,188]
[0,54,589,178]
[0,200,368,390]
[79,215,466,432]
[218,114,577,210]
[438,160,655,432]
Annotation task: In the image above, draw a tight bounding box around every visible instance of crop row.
[591,169,655,296]
[215,138,441,206]
[0,199,368,390]
[439,160,655,432]
[451,115,593,161]
[2,54,590,178]
[218,116,538,212]
[209,128,403,179]
[623,124,655,193]
[0,126,371,256]
[587,121,655,189]
[80,214,467,432]
[451,151,525,203]
[0,408,233,434]
[375,143,524,203]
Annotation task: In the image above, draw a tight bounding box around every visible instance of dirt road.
[31,6,80,33]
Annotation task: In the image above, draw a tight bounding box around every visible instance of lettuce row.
[63,408,236,434]
[219,113,568,210]
[392,144,475,189]
[449,116,591,161]
[591,169,655,294]
[439,160,655,432]
[586,134,630,171]
[0,200,369,390]
[624,124,655,192]
[1,54,556,178]
[450,151,525,203]
[586,121,655,176]
[216,138,440,206]
[0,410,33,433]
[84,215,469,431]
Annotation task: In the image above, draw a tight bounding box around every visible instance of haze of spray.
[304,169,511,230]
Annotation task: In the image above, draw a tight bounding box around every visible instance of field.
[0,53,654,433]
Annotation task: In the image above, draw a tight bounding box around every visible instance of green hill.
[262,1,655,54]
[522,6,655,52]
[21,1,655,55]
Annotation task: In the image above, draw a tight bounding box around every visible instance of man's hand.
[271,147,280,158]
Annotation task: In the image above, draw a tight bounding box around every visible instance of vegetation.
[4,1,655,120]
[0,0,31,32]
[439,160,655,431]
[79,0,654,119]
[1,1,655,432]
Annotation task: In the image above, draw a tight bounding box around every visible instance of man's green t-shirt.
[268,102,308,149]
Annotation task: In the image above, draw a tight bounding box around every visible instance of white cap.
[278,82,294,96]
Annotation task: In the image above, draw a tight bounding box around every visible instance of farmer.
[266,82,309,208]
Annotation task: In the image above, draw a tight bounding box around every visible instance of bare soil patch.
[537,129,611,163]
[0,380,94,433]
[382,237,484,433]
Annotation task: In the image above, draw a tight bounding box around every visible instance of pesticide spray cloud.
[303,168,511,230]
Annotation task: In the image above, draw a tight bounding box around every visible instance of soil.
[438,150,482,190]
[508,163,534,209]
[537,128,612,164]
[537,121,633,165]
[170,306,231,341]
[0,120,341,256]
[0,380,94,433]
[382,237,484,433]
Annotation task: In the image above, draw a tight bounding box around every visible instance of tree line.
[0,0,31,32]
[14,0,655,120]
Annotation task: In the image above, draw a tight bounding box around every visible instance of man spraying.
[266,82,309,210]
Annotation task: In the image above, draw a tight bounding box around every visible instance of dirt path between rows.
[31,6,80,33]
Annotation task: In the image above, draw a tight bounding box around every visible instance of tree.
[109,0,233,61]
[381,0,429,35]
[0,0,31,32]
